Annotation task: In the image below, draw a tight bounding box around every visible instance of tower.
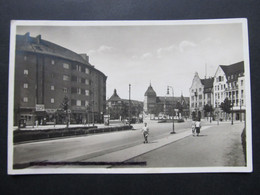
[144,83,157,114]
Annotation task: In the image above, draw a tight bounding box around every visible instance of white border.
[8,19,252,175]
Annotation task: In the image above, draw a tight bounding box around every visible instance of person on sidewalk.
[191,120,196,136]
[195,119,201,136]
[142,122,149,143]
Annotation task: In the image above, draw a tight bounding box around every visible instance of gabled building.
[214,61,245,120]
[189,72,214,119]
[107,89,143,120]
[144,84,189,118]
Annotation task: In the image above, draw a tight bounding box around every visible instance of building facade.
[144,84,190,118]
[107,89,143,120]
[14,33,107,126]
[214,61,245,121]
[189,61,245,121]
[189,72,214,119]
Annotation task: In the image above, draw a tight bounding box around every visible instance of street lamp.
[215,102,219,125]
[167,86,176,134]
[231,100,234,125]
[128,84,131,126]
[194,90,198,120]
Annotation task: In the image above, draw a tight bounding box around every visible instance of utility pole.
[168,86,176,134]
[129,84,131,126]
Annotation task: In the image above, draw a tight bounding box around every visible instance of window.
[219,76,221,82]
[63,63,70,69]
[85,68,89,74]
[218,86,219,91]
[85,100,89,106]
[23,97,28,102]
[51,98,55,103]
[85,90,89,96]
[76,100,81,106]
[199,95,202,100]
[63,88,68,93]
[191,89,194,93]
[85,79,89,85]
[77,77,81,83]
[231,75,233,79]
[199,88,201,92]
[51,85,55,90]
[63,75,69,81]
[76,65,81,72]
[51,60,55,65]
[241,80,244,86]
[241,90,244,98]
[77,88,81,95]
[24,69,28,75]
[23,83,28,88]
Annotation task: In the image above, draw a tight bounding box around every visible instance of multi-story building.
[14,33,107,126]
[189,72,214,119]
[215,61,245,120]
[144,84,190,118]
[107,89,143,120]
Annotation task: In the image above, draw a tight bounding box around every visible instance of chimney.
[80,54,89,62]
[24,32,30,42]
[36,35,41,44]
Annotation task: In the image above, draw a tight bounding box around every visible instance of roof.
[156,96,189,105]
[16,33,107,78]
[220,61,244,76]
[144,84,157,96]
[108,89,121,101]
[200,78,214,89]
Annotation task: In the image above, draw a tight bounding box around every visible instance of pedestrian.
[195,118,201,136]
[142,122,149,144]
[191,120,196,136]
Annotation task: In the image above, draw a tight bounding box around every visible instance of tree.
[203,104,214,121]
[220,98,232,120]
[61,96,70,128]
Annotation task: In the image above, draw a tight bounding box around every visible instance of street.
[13,120,246,168]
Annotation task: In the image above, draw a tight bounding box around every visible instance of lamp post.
[167,86,176,134]
[231,100,234,125]
[194,90,198,120]
[128,84,131,126]
[215,102,219,125]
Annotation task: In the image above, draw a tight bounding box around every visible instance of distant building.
[189,72,214,119]
[143,84,190,118]
[14,33,107,126]
[107,89,143,120]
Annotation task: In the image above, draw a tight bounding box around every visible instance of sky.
[16,21,245,101]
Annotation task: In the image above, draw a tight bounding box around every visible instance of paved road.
[123,122,245,167]
[13,120,200,165]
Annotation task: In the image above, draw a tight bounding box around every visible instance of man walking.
[142,122,149,143]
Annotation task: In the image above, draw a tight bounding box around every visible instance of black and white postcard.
[8,19,252,174]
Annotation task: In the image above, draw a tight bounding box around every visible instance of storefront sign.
[36,104,45,111]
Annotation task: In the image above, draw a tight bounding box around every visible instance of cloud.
[179,40,197,52]
[156,41,197,57]
[141,52,152,59]
[88,45,114,55]
[156,45,178,58]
